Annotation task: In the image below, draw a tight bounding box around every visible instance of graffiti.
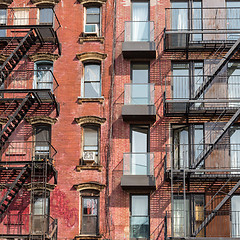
[51,187,78,228]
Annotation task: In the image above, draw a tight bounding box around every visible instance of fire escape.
[164,6,240,239]
[0,7,60,240]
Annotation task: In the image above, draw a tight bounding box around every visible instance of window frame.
[0,8,7,38]
[38,7,54,26]
[80,190,100,236]
[84,5,102,36]
[130,194,150,239]
[81,124,100,165]
[34,60,54,92]
[82,62,102,98]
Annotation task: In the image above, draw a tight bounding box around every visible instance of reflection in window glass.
[39,8,53,25]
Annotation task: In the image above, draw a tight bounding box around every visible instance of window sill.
[76,165,103,172]
[74,234,102,239]
[77,97,104,104]
[79,36,104,44]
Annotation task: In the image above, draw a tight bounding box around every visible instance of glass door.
[131,126,149,175]
[131,1,149,41]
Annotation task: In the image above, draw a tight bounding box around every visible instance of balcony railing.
[0,69,59,100]
[0,214,57,238]
[130,216,150,239]
[165,7,240,33]
[124,83,155,105]
[164,75,240,114]
[0,141,57,164]
[0,7,60,30]
[165,210,240,239]
[123,153,154,176]
[165,143,240,173]
[124,21,154,42]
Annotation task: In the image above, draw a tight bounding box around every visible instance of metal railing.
[164,75,240,113]
[124,83,155,105]
[0,214,57,238]
[165,143,240,172]
[123,153,154,176]
[1,141,57,164]
[165,7,240,33]
[0,69,59,99]
[124,21,154,42]
[0,7,60,30]
[165,210,240,238]
[130,215,150,239]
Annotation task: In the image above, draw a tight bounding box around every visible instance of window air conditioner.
[84,24,99,36]
[83,151,96,162]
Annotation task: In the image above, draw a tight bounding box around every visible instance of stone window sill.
[76,165,103,172]
[77,97,104,104]
[79,36,104,44]
[74,234,102,239]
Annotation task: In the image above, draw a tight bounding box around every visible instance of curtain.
[84,64,100,97]
[230,127,240,171]
[132,2,149,41]
[37,64,53,91]
[231,196,240,237]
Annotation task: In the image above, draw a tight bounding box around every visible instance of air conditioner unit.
[84,24,99,36]
[83,151,97,162]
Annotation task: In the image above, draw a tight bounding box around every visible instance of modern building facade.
[0,0,240,239]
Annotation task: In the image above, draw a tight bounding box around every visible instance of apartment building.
[0,0,239,239]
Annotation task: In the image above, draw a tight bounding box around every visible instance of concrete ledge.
[121,175,156,191]
[122,105,156,122]
[122,42,156,58]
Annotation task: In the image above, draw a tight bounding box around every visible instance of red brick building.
[0,0,240,239]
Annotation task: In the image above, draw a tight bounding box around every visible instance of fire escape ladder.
[191,107,240,169]
[194,37,240,100]
[0,164,31,216]
[0,29,38,83]
[192,179,240,237]
[0,93,41,148]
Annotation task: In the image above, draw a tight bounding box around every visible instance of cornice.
[74,116,106,126]
[76,52,107,62]
[73,182,105,192]
[29,53,59,62]
[0,0,13,6]
[78,0,106,4]
[31,0,59,6]
[25,182,56,191]
[25,116,57,125]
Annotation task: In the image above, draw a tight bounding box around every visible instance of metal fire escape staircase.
[0,30,42,217]
[0,29,40,83]
[188,37,240,237]
[0,164,31,217]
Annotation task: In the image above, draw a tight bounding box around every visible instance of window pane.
[39,8,53,24]
[0,9,7,25]
[37,63,53,91]
[84,64,100,81]
[33,197,49,215]
[131,195,148,216]
[14,10,29,25]
[132,64,149,83]
[86,14,100,24]
[84,127,98,149]
[87,7,100,14]
[83,198,98,215]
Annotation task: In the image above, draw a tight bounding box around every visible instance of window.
[82,125,99,164]
[84,6,100,36]
[13,9,29,25]
[173,124,204,169]
[171,0,202,41]
[131,1,149,41]
[32,192,50,234]
[228,62,240,106]
[34,125,51,161]
[81,197,99,235]
[227,1,240,40]
[230,126,240,170]
[130,195,149,239]
[130,63,150,104]
[172,62,204,100]
[131,125,150,175]
[35,61,53,91]
[83,63,101,98]
[173,195,204,238]
[231,195,240,237]
[39,8,53,25]
[0,9,7,37]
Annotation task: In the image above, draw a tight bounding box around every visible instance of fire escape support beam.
[192,179,240,237]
